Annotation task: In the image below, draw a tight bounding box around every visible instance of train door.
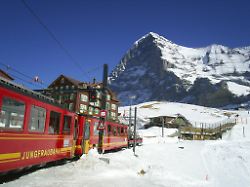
[82,120,90,154]
[72,117,78,157]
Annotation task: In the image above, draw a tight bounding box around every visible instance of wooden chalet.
[41,75,119,122]
[145,114,191,129]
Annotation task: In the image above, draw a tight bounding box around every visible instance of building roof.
[148,114,186,119]
[0,69,14,81]
[48,74,81,88]
[48,74,119,102]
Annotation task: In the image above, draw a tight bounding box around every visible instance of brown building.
[146,114,191,129]
[41,75,119,122]
[0,69,14,81]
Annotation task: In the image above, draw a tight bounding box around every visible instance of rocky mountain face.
[109,32,250,107]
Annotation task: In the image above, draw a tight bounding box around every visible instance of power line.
[0,61,47,88]
[21,0,89,78]
[0,61,33,80]
[7,72,44,89]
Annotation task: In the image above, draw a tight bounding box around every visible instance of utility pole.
[128,95,135,148]
[128,106,132,148]
[98,64,108,154]
[162,117,164,137]
[133,107,137,155]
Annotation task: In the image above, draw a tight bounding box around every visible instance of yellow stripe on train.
[0,152,21,161]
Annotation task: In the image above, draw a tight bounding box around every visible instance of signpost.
[98,64,108,154]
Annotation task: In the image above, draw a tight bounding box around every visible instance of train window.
[94,122,99,136]
[124,128,127,135]
[107,125,111,135]
[113,126,117,136]
[63,115,71,134]
[73,119,78,139]
[117,127,121,135]
[49,111,61,134]
[121,127,124,135]
[0,97,25,130]
[84,121,90,140]
[29,105,46,132]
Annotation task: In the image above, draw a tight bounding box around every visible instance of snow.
[2,103,250,187]
[227,81,250,96]
[133,33,250,87]
[119,101,235,128]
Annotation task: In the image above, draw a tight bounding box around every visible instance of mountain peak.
[134,32,172,46]
[109,32,250,106]
[147,32,161,38]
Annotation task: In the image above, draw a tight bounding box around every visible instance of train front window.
[0,97,25,130]
[49,111,61,134]
[63,115,71,134]
[29,105,46,132]
[94,122,99,136]
[84,121,90,140]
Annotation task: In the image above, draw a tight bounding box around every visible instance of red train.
[0,77,141,174]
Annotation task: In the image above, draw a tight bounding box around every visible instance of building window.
[63,94,70,101]
[111,104,117,110]
[69,103,74,111]
[80,94,88,102]
[63,115,71,134]
[66,85,69,89]
[60,78,64,84]
[95,100,100,107]
[49,111,61,134]
[79,104,88,113]
[111,112,116,119]
[70,93,75,100]
[106,94,111,101]
[106,102,110,110]
[88,106,93,115]
[29,105,46,132]
[97,91,101,99]
[94,108,99,115]
[0,97,25,130]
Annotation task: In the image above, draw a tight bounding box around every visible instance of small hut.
[145,114,191,129]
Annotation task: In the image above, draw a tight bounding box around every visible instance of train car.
[0,76,143,174]
[74,115,128,155]
[0,77,78,174]
[102,120,128,152]
[128,136,143,147]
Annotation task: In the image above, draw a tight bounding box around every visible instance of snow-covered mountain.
[109,32,250,107]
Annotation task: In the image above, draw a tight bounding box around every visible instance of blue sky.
[0,0,250,89]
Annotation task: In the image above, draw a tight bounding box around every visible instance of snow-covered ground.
[119,101,237,128]
[1,104,250,187]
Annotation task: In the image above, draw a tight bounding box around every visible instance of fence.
[180,117,237,140]
[189,117,237,129]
